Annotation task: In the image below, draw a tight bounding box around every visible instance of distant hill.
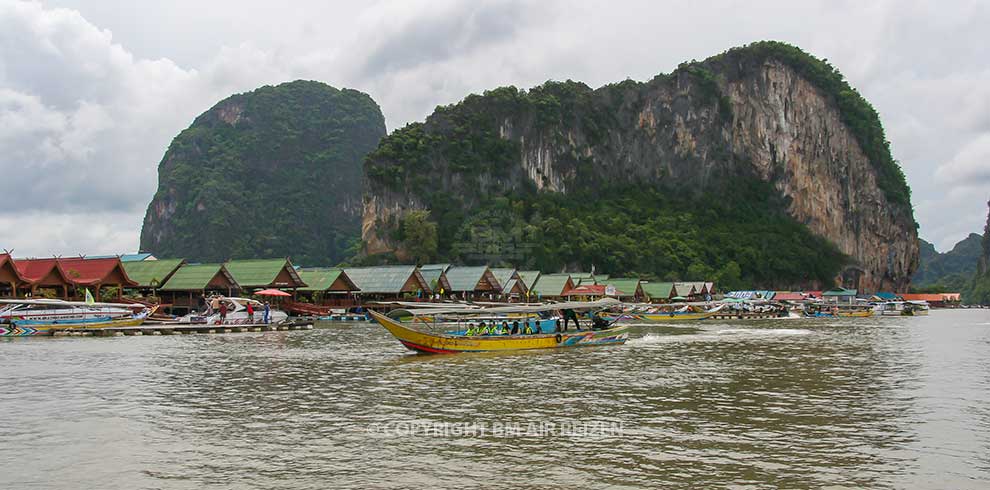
[912,234,983,288]
[140,80,386,265]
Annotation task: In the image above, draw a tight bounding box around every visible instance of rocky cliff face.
[363,42,919,291]
[142,80,385,265]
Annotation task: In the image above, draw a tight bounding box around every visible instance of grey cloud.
[358,0,530,78]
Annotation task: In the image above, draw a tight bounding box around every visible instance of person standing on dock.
[219,301,228,324]
[246,301,255,323]
[209,295,221,316]
[263,302,271,324]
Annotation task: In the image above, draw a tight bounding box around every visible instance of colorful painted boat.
[369,309,629,354]
[1,311,150,336]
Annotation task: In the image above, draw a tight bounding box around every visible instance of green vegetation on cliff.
[390,178,846,288]
[963,202,990,304]
[141,80,385,265]
[911,235,983,291]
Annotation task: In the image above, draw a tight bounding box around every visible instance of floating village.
[0,251,967,352]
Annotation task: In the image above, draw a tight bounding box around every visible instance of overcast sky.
[1,0,988,258]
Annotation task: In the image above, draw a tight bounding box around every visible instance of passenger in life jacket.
[465,323,477,336]
[500,321,509,335]
[479,322,489,335]
[591,313,610,330]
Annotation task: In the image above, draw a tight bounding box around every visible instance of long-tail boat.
[603,304,725,322]
[0,299,151,336]
[369,299,629,354]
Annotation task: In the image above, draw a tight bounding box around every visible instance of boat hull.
[605,311,716,322]
[1,314,148,336]
[369,310,628,354]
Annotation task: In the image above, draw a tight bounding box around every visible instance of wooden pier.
[50,322,314,337]
[709,312,789,320]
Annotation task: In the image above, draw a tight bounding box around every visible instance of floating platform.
[46,322,313,337]
[316,314,370,322]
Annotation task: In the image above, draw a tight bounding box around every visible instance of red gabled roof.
[15,258,69,284]
[562,284,626,297]
[15,257,138,287]
[900,293,946,302]
[773,292,806,301]
[57,257,138,287]
[0,253,26,283]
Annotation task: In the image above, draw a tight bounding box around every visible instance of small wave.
[717,328,812,336]
[627,334,675,345]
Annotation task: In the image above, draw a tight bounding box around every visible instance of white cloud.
[1,0,989,257]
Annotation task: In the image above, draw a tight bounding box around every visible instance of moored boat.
[603,304,725,322]
[0,299,151,336]
[177,297,288,325]
[803,303,875,318]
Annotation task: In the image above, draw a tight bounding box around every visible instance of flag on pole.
[85,288,95,305]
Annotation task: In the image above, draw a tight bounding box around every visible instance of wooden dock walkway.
[50,322,314,337]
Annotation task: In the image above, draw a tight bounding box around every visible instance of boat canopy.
[0,298,144,308]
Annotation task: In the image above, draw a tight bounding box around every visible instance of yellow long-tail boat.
[603,304,725,322]
[369,299,629,354]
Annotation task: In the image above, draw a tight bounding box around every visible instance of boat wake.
[716,328,812,336]
[628,328,813,346]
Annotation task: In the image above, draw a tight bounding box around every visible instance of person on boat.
[465,323,477,336]
[525,321,537,334]
[263,302,271,324]
[218,301,228,324]
[500,321,509,335]
[555,318,563,332]
[510,320,519,335]
[209,295,220,316]
[567,309,581,330]
[246,301,255,323]
[479,321,489,335]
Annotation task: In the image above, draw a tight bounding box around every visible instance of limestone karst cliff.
[362,42,918,291]
[141,80,386,265]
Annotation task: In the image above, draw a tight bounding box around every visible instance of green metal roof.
[596,274,609,282]
[344,266,422,294]
[122,259,184,288]
[823,288,858,296]
[502,278,521,294]
[225,258,304,288]
[605,278,641,297]
[420,263,451,272]
[160,263,237,291]
[489,268,517,291]
[642,282,676,300]
[517,271,541,290]
[445,266,491,292]
[531,273,572,297]
[297,268,357,292]
[419,268,446,292]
